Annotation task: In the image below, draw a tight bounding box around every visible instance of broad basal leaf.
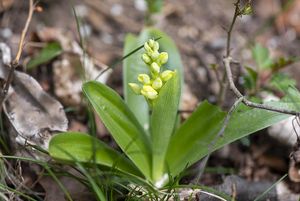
[166,101,225,176]
[49,132,143,177]
[82,81,152,179]
[151,73,180,182]
[167,100,298,176]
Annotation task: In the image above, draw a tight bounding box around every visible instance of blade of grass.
[253,174,287,201]
[1,155,76,200]
[72,6,87,81]
[95,37,161,80]
[75,162,106,201]
[0,183,37,201]
[56,146,106,201]
[43,166,73,201]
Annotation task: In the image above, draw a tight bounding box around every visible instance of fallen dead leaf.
[0,43,68,151]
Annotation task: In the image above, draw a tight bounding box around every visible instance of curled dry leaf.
[0,43,68,150]
[4,70,68,149]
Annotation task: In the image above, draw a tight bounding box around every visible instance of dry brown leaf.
[0,43,68,150]
[4,70,68,149]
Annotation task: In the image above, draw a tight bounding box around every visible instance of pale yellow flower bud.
[142,53,151,64]
[157,52,168,65]
[128,83,141,94]
[152,41,159,51]
[144,42,152,52]
[161,70,174,82]
[151,62,160,74]
[152,77,163,90]
[141,85,158,100]
[138,74,151,84]
[150,51,159,60]
[148,39,155,48]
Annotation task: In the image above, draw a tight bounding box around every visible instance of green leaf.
[49,132,143,177]
[282,87,300,111]
[123,34,150,130]
[270,72,296,92]
[82,81,152,180]
[146,0,163,14]
[243,66,258,90]
[167,100,298,176]
[123,28,184,131]
[150,73,180,182]
[252,43,272,69]
[166,101,226,176]
[270,57,296,71]
[27,42,62,69]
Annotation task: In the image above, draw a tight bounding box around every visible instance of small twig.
[222,0,299,116]
[217,72,228,106]
[211,65,222,88]
[218,0,240,106]
[198,0,299,184]
[224,57,299,115]
[13,0,34,65]
[216,97,243,138]
[0,0,34,108]
[193,97,243,184]
[94,37,162,81]
[226,0,240,57]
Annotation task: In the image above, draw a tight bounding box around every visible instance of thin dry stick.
[13,0,34,65]
[193,97,243,184]
[222,0,299,116]
[217,0,240,105]
[194,1,243,183]
[0,0,34,107]
[224,57,299,115]
[196,0,299,184]
[226,0,240,57]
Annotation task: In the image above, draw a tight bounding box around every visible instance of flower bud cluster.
[129,39,175,101]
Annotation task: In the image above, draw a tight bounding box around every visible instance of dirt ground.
[2,0,300,200]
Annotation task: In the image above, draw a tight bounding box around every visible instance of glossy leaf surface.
[83,81,152,179]
[49,132,143,177]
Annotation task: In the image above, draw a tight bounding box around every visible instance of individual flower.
[128,83,141,95]
[141,85,158,100]
[138,74,151,85]
[150,62,160,75]
[157,52,168,65]
[161,70,174,82]
[152,77,163,90]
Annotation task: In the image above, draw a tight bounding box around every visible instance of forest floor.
[2,0,300,200]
